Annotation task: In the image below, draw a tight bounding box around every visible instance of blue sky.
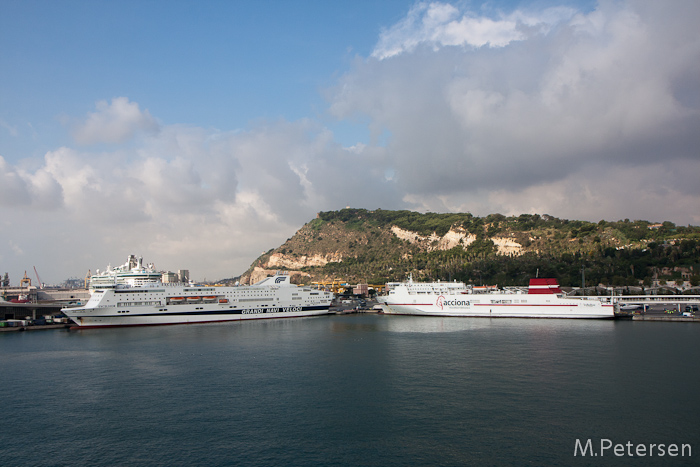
[2,0,411,156]
[2,0,596,156]
[1,0,698,283]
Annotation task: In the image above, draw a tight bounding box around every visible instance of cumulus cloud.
[333,0,700,220]
[0,156,31,205]
[73,97,159,145]
[0,155,62,209]
[371,2,577,59]
[1,116,401,281]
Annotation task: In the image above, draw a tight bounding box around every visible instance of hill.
[238,208,700,289]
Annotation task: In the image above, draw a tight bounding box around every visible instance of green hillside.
[246,208,700,289]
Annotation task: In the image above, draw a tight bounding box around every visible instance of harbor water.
[1,314,698,466]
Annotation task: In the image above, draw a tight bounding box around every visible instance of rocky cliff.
[238,208,699,288]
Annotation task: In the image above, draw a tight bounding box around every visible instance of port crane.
[33,266,43,289]
[310,280,386,295]
[311,279,350,294]
[20,271,32,287]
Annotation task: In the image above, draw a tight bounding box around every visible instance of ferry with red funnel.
[380,277,614,319]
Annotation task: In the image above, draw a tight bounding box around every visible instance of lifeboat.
[218,298,229,304]
[186,296,201,302]
[169,297,185,303]
[203,296,217,302]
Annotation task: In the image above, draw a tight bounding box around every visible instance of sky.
[1,0,699,284]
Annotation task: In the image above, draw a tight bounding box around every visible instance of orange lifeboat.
[218,298,229,304]
[169,297,185,303]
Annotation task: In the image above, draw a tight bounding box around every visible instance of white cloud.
[333,0,700,217]
[406,161,700,226]
[371,2,576,59]
[73,97,159,145]
[0,156,31,206]
[1,116,401,282]
[0,155,62,209]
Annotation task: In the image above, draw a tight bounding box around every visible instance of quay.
[613,295,699,322]
[0,302,68,321]
[0,323,72,333]
[631,315,700,322]
[1,286,90,322]
[615,294,700,310]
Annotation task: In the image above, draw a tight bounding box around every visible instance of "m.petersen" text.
[575,439,692,457]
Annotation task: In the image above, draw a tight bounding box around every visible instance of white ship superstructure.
[381,277,614,319]
[64,272,333,328]
[88,255,163,292]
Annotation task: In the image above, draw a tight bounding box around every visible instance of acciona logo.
[436,295,446,310]
[275,277,285,283]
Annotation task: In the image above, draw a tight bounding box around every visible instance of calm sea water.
[1,315,698,466]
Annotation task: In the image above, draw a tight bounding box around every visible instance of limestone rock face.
[266,252,343,269]
[491,237,523,255]
[390,226,522,255]
[391,226,477,251]
[437,228,476,250]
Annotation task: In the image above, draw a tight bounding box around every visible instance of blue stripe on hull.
[68,306,331,328]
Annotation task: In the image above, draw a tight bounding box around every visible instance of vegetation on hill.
[246,208,700,290]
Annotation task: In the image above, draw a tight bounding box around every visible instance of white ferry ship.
[64,272,334,328]
[380,277,614,319]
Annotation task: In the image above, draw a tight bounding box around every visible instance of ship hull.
[381,302,614,319]
[66,305,331,328]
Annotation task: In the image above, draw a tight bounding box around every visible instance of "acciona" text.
[438,299,470,307]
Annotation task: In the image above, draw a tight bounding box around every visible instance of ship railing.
[502,287,528,294]
[111,281,188,290]
[569,295,612,303]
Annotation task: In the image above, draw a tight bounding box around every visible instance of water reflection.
[372,314,616,334]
